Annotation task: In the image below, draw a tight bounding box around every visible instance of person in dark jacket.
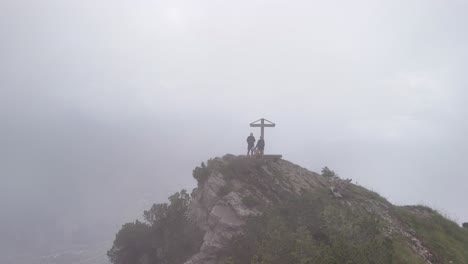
[256,136,265,156]
[247,133,256,155]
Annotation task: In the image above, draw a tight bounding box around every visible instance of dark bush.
[193,162,210,184]
[107,220,151,264]
[321,166,338,178]
[463,222,468,229]
[108,190,203,264]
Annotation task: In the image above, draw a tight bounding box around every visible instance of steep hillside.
[109,155,468,264]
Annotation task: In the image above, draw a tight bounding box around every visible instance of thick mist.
[1,0,468,262]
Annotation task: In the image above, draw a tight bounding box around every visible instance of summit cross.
[250,118,276,139]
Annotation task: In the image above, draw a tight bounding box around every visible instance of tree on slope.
[107,190,203,264]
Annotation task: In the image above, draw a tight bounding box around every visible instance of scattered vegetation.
[396,206,468,263]
[107,190,203,264]
[223,192,412,264]
[221,158,262,181]
[321,166,337,178]
[193,162,210,184]
[347,184,390,204]
[110,159,468,264]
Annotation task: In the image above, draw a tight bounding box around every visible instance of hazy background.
[1,0,467,263]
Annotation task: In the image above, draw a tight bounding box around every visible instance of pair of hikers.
[247,133,265,156]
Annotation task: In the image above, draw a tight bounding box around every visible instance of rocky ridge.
[184,154,443,264]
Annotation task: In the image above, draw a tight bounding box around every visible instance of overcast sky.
[1,0,468,258]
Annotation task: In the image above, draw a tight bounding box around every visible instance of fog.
[1,0,467,262]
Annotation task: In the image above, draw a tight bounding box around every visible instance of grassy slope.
[225,190,427,264]
[215,157,467,264]
[395,206,468,264]
[348,184,424,263]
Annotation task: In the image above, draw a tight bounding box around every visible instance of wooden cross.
[250,118,276,139]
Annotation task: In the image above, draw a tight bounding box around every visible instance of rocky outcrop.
[184,154,438,264]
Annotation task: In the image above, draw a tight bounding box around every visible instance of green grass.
[217,158,467,264]
[391,238,425,264]
[396,206,468,263]
[225,191,432,264]
[347,183,390,204]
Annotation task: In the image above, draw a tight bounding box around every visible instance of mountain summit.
[109,155,468,264]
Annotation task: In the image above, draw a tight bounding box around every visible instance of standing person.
[247,133,256,156]
[256,136,265,156]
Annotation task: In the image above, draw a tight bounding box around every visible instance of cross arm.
[250,124,276,127]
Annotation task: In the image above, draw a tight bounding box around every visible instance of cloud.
[1,0,468,258]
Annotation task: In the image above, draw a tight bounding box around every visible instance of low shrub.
[108,190,203,264]
[193,162,210,184]
[321,166,337,178]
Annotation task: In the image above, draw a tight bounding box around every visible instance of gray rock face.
[184,155,437,264]
[184,155,327,264]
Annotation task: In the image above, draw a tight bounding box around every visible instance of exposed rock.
[184,155,441,264]
[330,186,343,198]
